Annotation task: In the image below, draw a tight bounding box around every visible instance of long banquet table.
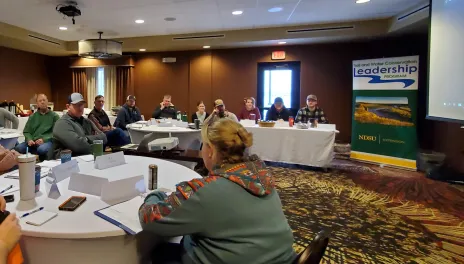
[244,125,338,168]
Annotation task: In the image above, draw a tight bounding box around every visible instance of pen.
[20,207,44,218]
[0,185,13,194]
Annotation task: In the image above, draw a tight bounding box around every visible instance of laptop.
[120,132,158,152]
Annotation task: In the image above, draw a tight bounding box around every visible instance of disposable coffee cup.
[18,154,36,201]
[194,119,200,129]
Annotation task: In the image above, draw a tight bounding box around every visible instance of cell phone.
[4,195,14,203]
[58,196,86,211]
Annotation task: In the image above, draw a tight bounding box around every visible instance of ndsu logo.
[359,135,376,141]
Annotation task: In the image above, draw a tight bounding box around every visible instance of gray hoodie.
[139,156,296,264]
[0,108,19,129]
[52,113,107,158]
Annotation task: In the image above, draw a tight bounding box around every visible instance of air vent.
[28,34,61,46]
[287,26,354,34]
[397,5,429,21]
[172,34,225,41]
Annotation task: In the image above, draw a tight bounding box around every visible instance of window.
[257,62,301,120]
[97,67,105,97]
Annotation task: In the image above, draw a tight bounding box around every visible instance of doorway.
[257,62,301,119]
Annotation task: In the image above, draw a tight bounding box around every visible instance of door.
[257,62,301,119]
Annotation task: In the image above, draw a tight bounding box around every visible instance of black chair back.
[294,230,330,264]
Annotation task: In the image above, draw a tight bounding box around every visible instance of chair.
[294,230,330,264]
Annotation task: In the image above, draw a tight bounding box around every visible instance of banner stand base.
[350,157,417,172]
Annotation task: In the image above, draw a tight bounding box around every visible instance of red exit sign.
[271,51,286,60]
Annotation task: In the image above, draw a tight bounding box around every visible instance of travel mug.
[92,140,104,160]
[18,154,36,201]
[60,149,72,163]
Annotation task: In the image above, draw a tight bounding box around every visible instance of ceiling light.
[268,7,283,13]
[139,49,146,51]
[135,19,145,24]
[278,42,287,44]
[203,46,211,49]
[356,0,370,3]
[59,26,67,30]
[232,10,243,15]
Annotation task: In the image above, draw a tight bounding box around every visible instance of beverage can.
[289,116,294,127]
[148,164,158,190]
[34,165,41,193]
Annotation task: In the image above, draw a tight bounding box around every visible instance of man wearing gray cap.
[52,93,107,158]
[295,94,328,124]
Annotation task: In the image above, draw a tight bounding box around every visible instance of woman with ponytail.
[139,117,296,264]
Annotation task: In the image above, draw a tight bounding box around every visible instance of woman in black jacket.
[191,101,210,124]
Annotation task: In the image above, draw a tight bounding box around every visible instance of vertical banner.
[351,56,418,170]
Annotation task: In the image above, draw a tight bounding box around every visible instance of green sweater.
[139,156,296,264]
[23,111,60,142]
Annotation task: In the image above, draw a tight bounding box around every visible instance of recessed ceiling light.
[139,49,146,51]
[356,0,370,3]
[59,26,67,30]
[232,10,243,15]
[268,7,283,13]
[135,19,145,24]
[164,17,176,22]
[203,46,211,49]
[278,42,287,44]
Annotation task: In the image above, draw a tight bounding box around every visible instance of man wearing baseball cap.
[295,94,328,124]
[52,93,107,158]
[208,99,238,123]
[114,95,142,130]
[265,97,292,121]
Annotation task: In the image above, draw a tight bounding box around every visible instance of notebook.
[94,196,144,235]
[24,211,57,226]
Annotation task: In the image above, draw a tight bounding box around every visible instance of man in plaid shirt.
[295,94,328,124]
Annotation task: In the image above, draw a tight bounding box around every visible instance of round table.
[128,125,202,150]
[3,156,199,264]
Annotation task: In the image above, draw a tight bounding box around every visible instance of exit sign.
[272,51,286,60]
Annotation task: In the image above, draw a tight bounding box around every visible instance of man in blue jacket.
[114,95,142,130]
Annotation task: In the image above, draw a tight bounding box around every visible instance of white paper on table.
[95,196,144,234]
[0,184,19,195]
[51,159,80,183]
[24,210,57,226]
[0,132,20,139]
[77,154,94,162]
[95,152,126,170]
[4,167,50,179]
[101,175,145,204]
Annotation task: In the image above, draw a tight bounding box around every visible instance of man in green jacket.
[15,94,59,159]
[52,93,107,158]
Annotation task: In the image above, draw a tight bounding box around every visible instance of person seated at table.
[138,118,296,264]
[205,99,238,123]
[295,94,328,124]
[238,97,261,121]
[0,145,19,173]
[114,95,142,131]
[0,196,22,263]
[191,101,209,124]
[0,108,18,129]
[266,97,292,121]
[52,93,107,158]
[15,94,59,159]
[152,95,177,119]
[88,95,130,147]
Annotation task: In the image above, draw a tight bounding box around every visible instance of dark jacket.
[266,105,292,121]
[139,156,296,264]
[52,113,107,158]
[191,112,210,123]
[114,104,142,130]
[152,106,177,119]
[88,107,111,132]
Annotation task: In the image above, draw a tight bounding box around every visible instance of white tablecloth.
[245,126,337,168]
[128,125,202,150]
[3,155,199,264]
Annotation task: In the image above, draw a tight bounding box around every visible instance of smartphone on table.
[58,196,87,211]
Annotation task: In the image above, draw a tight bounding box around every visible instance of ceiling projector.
[56,3,81,24]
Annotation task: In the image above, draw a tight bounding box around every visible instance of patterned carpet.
[271,160,464,264]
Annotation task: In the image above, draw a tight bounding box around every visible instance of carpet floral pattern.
[271,166,464,264]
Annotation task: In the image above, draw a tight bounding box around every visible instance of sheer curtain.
[104,66,117,109]
[86,68,97,105]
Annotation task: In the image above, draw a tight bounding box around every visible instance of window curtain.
[104,66,117,109]
[116,67,134,106]
[86,68,97,106]
[72,69,87,101]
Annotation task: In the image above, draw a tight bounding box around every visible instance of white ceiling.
[0,0,425,41]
